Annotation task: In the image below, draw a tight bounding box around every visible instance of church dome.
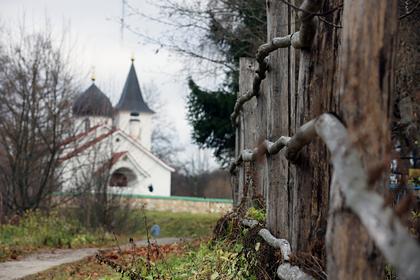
[73,84,113,117]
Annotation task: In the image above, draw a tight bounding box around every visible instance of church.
[60,60,173,197]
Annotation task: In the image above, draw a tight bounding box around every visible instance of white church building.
[60,60,173,196]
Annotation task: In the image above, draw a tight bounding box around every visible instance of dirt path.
[0,237,186,280]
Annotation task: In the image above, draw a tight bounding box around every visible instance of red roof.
[110,151,128,166]
[94,151,128,175]
[59,128,117,162]
[59,125,101,147]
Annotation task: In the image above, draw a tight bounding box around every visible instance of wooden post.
[290,0,343,253]
[233,110,242,206]
[327,0,398,278]
[237,58,258,205]
[266,0,291,239]
[256,77,269,201]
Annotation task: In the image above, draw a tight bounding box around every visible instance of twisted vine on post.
[231,113,420,279]
[230,0,324,126]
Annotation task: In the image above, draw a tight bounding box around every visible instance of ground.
[20,239,201,280]
[0,238,187,280]
[0,210,221,279]
[0,210,220,262]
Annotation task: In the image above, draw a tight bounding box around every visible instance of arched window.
[109,167,137,187]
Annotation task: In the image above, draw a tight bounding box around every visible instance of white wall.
[115,111,153,150]
[109,131,171,196]
[61,127,171,197]
[60,128,114,193]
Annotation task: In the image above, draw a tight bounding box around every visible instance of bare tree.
[0,25,78,215]
[63,129,131,231]
[142,82,183,167]
[120,0,266,78]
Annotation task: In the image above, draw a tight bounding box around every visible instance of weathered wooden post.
[290,0,343,252]
[327,0,398,278]
[235,58,259,205]
[265,0,292,241]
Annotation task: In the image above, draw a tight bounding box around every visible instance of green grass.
[0,209,221,262]
[14,210,257,280]
[0,210,111,261]
[146,241,257,280]
[24,240,257,280]
[129,210,221,239]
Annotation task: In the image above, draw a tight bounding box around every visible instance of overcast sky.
[0,0,219,168]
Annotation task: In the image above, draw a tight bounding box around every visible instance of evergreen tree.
[187,79,236,166]
[186,0,266,165]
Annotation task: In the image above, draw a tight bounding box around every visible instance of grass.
[146,240,257,280]
[2,209,251,280]
[0,210,110,262]
[22,239,257,280]
[0,209,221,262]
[21,255,119,280]
[131,210,221,238]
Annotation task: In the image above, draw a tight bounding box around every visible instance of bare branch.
[277,263,314,280]
[241,218,259,228]
[229,137,290,174]
[230,0,323,126]
[315,114,420,280]
[233,113,420,279]
[259,228,292,261]
[241,219,312,279]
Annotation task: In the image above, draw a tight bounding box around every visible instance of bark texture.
[327,0,399,279]
[234,58,259,205]
[392,2,420,184]
[266,0,291,240]
[289,0,343,253]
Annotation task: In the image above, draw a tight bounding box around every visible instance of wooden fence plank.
[237,58,258,205]
[327,0,398,278]
[266,0,291,239]
[290,0,343,253]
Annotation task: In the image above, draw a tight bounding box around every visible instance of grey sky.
[0,0,219,168]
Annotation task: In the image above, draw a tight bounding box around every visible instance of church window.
[110,172,128,187]
[109,167,137,187]
[130,112,139,117]
[148,185,154,193]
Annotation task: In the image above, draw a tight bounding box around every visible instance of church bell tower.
[115,59,154,150]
